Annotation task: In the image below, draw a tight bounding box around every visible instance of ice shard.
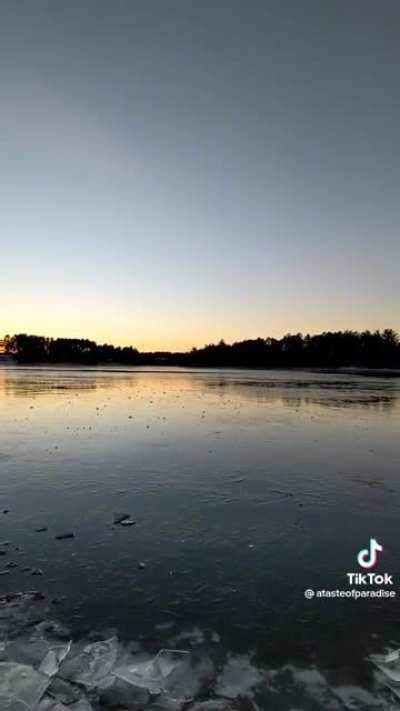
[0,662,50,711]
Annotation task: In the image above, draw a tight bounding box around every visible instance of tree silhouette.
[3,330,400,369]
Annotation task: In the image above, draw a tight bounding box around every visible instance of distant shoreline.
[3,330,400,372]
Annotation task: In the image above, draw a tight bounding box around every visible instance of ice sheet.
[0,662,50,711]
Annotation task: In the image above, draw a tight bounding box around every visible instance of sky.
[1,0,399,351]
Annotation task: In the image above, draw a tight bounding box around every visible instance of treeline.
[3,329,400,368]
[187,329,400,368]
[3,335,141,365]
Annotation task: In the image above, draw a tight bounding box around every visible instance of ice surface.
[0,662,50,711]
[58,636,118,689]
[215,654,263,699]
[99,675,150,709]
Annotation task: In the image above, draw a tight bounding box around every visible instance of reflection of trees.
[280,394,396,411]
[0,373,98,398]
[0,370,143,398]
[196,375,399,411]
[0,365,398,411]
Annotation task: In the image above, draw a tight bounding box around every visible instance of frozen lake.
[1,365,400,708]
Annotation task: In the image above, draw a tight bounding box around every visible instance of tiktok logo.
[357,538,383,569]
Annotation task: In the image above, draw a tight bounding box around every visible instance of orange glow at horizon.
[3,312,400,353]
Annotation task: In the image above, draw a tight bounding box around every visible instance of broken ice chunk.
[58,636,118,689]
[215,654,263,699]
[384,650,400,663]
[371,648,400,665]
[110,647,203,710]
[162,651,214,703]
[154,649,191,681]
[39,641,72,677]
[0,662,50,711]
[333,684,385,709]
[112,649,190,696]
[374,668,400,702]
[6,637,54,668]
[370,648,400,684]
[5,630,71,672]
[113,658,163,695]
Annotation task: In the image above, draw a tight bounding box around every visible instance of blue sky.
[1,0,399,350]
